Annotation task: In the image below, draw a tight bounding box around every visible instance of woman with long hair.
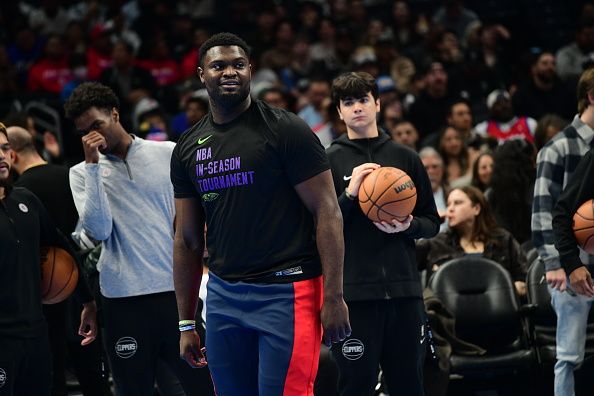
[417,186,527,296]
[438,126,471,187]
[470,151,494,192]
[488,139,536,245]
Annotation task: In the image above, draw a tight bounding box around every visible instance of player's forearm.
[315,203,345,298]
[71,165,113,240]
[173,236,203,321]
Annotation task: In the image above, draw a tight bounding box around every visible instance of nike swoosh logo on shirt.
[197,135,213,145]
[343,175,352,181]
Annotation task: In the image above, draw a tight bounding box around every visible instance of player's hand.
[82,131,107,164]
[374,215,413,233]
[546,268,567,292]
[346,163,380,197]
[79,300,97,346]
[569,266,594,297]
[321,295,351,347]
[180,330,207,368]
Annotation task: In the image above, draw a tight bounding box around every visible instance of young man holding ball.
[326,72,440,395]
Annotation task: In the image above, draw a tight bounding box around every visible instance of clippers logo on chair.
[115,336,138,358]
[342,338,365,360]
[0,368,6,388]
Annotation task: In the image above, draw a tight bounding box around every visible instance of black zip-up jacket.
[326,133,440,301]
[0,187,92,338]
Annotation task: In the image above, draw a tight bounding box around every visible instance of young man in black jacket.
[552,147,594,297]
[326,72,440,395]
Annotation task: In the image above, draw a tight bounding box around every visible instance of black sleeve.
[507,233,528,282]
[170,141,199,199]
[415,239,431,272]
[279,113,330,185]
[401,153,440,239]
[553,149,594,275]
[37,196,93,304]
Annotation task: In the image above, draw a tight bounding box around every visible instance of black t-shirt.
[15,164,78,240]
[171,100,329,282]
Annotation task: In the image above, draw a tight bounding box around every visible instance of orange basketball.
[40,246,79,304]
[573,199,594,255]
[358,167,417,223]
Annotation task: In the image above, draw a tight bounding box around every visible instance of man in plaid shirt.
[532,67,594,396]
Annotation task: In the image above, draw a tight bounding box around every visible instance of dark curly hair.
[199,32,251,67]
[64,82,120,120]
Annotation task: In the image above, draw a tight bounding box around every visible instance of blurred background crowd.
[0,0,592,168]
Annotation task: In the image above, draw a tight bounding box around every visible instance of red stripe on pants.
[283,276,323,396]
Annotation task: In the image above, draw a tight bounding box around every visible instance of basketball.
[40,246,79,304]
[573,199,594,255]
[358,167,417,223]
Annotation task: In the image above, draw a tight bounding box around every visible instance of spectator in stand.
[446,99,485,162]
[419,147,449,232]
[464,23,513,101]
[390,119,419,151]
[244,6,279,63]
[310,18,339,76]
[0,44,18,100]
[408,61,463,142]
[279,34,314,92]
[137,37,181,88]
[489,139,536,245]
[556,20,594,82]
[107,9,142,55]
[470,151,493,192]
[416,186,527,297]
[298,78,331,129]
[475,89,537,144]
[22,0,72,36]
[534,113,567,151]
[386,0,425,58]
[100,40,157,131]
[432,0,480,41]
[438,126,472,188]
[61,54,89,103]
[378,96,404,132]
[170,94,209,138]
[27,34,72,95]
[7,25,44,88]
[258,87,290,110]
[260,20,295,72]
[64,21,87,56]
[86,24,113,81]
[512,50,575,121]
[180,28,210,81]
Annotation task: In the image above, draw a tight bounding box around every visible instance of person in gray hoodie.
[65,82,214,396]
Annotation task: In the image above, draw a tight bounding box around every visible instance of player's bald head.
[6,126,36,154]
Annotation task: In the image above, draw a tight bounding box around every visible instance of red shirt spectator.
[137,38,181,86]
[27,35,72,94]
[86,25,113,80]
[87,47,113,81]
